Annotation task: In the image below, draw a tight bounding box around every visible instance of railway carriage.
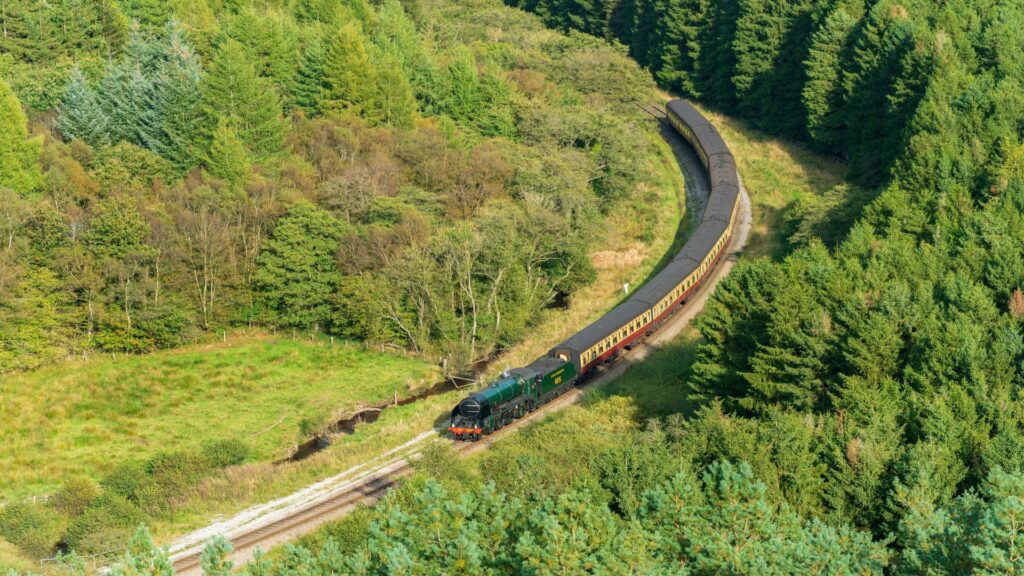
[449,99,742,440]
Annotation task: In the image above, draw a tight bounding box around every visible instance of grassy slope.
[0,336,438,501]
[694,104,868,259]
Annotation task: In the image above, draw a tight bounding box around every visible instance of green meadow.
[0,335,437,502]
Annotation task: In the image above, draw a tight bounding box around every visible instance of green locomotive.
[448,357,576,441]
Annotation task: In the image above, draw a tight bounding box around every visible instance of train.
[448,99,741,441]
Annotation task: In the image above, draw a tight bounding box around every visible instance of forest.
[8,0,1024,571]
[0,0,660,375]
[495,0,1024,571]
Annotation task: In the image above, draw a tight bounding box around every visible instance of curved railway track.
[167,103,752,575]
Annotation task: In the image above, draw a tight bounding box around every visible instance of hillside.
[117,0,1024,573]
[0,0,693,569]
[0,0,665,376]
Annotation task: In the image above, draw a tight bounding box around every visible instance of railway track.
[167,105,753,575]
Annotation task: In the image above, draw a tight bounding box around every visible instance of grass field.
[0,336,438,502]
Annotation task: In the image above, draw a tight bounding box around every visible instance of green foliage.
[231,462,887,574]
[57,68,111,147]
[291,32,327,115]
[63,493,143,554]
[51,477,100,518]
[3,0,659,373]
[200,537,234,576]
[254,201,344,330]
[107,525,173,576]
[200,39,286,159]
[201,438,251,468]
[0,78,42,194]
[0,0,128,63]
[319,22,377,117]
[0,502,60,559]
[205,119,252,189]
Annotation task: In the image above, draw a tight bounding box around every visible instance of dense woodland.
[0,0,660,374]
[498,0,1024,571]
[8,0,1024,572]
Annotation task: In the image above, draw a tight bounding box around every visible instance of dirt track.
[167,107,754,575]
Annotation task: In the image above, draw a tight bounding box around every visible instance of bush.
[131,452,211,515]
[62,494,143,554]
[201,438,251,469]
[101,461,147,499]
[0,502,61,558]
[51,477,100,517]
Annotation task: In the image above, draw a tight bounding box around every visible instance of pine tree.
[318,21,377,117]
[221,7,301,92]
[118,0,172,29]
[695,0,740,110]
[842,0,931,185]
[654,0,707,97]
[50,0,129,57]
[372,50,416,128]
[152,20,204,170]
[200,39,286,159]
[199,536,234,576]
[291,32,327,115]
[205,119,251,189]
[0,78,43,194]
[803,3,860,150]
[57,68,112,147]
[374,0,441,111]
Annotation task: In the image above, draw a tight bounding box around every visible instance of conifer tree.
[254,201,344,330]
[57,68,112,147]
[200,39,286,159]
[118,0,172,29]
[732,0,822,135]
[803,3,860,150]
[49,0,129,56]
[695,0,740,110]
[372,50,416,128]
[842,0,931,185]
[98,59,163,151]
[654,0,707,97]
[318,21,377,117]
[221,8,302,92]
[205,119,251,189]
[153,21,205,170]
[291,32,327,115]
[0,78,43,194]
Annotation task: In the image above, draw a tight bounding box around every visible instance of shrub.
[201,439,251,469]
[101,461,147,499]
[51,476,100,517]
[62,493,143,554]
[0,502,61,559]
[131,452,211,515]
